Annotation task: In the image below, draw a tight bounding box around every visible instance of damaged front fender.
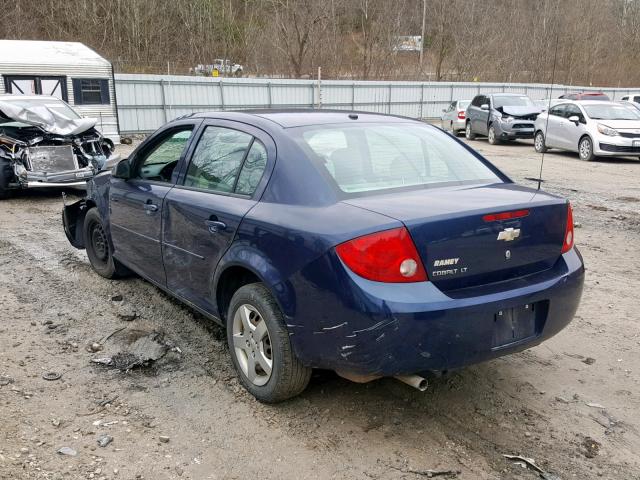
[62,197,90,249]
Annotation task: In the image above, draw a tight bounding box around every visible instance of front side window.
[297,123,501,195]
[138,128,193,182]
[184,126,253,193]
[564,104,585,122]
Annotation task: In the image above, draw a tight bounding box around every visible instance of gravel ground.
[1,135,639,480]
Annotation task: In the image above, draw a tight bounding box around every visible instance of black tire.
[578,136,595,161]
[487,124,500,145]
[534,131,548,153]
[227,283,311,403]
[83,207,129,279]
[465,121,476,140]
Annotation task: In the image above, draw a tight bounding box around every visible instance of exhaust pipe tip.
[394,374,428,392]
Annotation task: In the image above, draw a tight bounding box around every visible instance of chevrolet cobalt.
[63,111,584,402]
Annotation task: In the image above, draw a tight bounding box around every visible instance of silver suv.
[465,93,541,144]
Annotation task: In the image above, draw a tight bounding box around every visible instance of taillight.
[561,203,574,253]
[457,111,465,119]
[335,227,428,283]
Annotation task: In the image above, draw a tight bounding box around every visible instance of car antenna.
[537,32,559,191]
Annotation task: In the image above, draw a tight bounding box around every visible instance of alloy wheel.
[579,138,592,160]
[232,304,273,386]
[534,132,545,152]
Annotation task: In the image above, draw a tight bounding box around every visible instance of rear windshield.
[493,95,535,108]
[295,123,501,195]
[458,100,470,109]
[583,104,640,120]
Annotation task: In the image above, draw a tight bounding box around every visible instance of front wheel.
[465,122,476,140]
[487,125,500,145]
[578,136,595,161]
[84,208,129,279]
[227,283,311,403]
[534,131,548,153]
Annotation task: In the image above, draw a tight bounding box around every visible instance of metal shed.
[0,40,119,142]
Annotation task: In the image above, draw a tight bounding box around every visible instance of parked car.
[440,99,470,135]
[465,93,541,144]
[0,95,118,199]
[559,91,610,101]
[62,111,584,402]
[621,93,640,103]
[534,100,640,161]
[213,58,243,76]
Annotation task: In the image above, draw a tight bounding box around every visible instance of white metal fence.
[114,73,640,134]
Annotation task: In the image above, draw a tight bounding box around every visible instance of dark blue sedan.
[63,111,584,402]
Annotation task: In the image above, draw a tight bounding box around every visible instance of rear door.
[162,121,273,314]
[109,122,197,285]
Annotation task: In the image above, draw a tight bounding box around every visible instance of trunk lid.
[343,183,568,293]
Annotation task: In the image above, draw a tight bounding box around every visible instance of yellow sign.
[212,69,219,77]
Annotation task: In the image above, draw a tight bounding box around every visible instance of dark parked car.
[465,93,542,144]
[63,111,584,402]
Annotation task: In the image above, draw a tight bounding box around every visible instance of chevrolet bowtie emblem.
[497,227,521,242]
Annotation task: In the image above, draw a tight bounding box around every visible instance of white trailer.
[0,40,119,142]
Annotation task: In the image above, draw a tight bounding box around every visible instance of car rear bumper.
[288,248,584,376]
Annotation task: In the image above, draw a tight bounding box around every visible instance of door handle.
[205,218,226,233]
[143,203,158,212]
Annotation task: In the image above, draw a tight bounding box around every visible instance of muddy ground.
[1,136,639,480]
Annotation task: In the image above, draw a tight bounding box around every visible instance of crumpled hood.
[499,105,542,117]
[0,100,97,136]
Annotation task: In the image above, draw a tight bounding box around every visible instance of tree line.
[1,0,640,86]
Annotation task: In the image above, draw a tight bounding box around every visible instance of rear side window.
[297,123,500,195]
[184,126,267,196]
[235,141,267,195]
[634,96,640,103]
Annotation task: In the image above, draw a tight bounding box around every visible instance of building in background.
[0,40,119,142]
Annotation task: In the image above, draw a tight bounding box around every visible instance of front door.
[109,124,196,285]
[163,122,271,315]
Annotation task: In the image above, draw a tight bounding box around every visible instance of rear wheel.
[487,125,500,145]
[465,122,476,140]
[578,136,595,161]
[84,208,129,279]
[534,131,547,153]
[227,283,311,403]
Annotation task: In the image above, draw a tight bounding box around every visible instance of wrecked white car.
[0,95,119,199]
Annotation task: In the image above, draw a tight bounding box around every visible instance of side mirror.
[113,158,131,179]
[480,104,489,110]
[568,115,580,124]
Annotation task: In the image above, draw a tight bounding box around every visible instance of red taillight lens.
[483,209,529,222]
[561,203,574,253]
[457,111,466,119]
[335,227,428,283]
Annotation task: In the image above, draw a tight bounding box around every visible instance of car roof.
[572,100,624,106]
[489,93,528,97]
[190,109,421,128]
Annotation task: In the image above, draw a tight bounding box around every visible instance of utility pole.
[419,0,427,65]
